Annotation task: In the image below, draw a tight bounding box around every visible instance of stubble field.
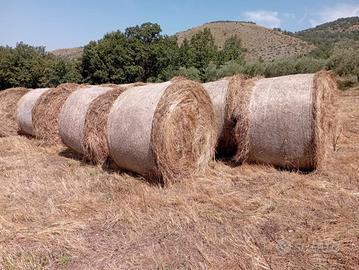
[0,88,358,269]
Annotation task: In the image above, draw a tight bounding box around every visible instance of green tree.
[203,62,219,82]
[81,31,142,84]
[125,22,161,44]
[218,36,246,65]
[178,38,193,67]
[327,40,359,81]
[188,28,218,75]
[173,66,201,81]
[46,58,82,87]
[217,60,246,78]
[0,43,48,89]
[81,23,180,84]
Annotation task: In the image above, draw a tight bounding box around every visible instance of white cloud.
[309,3,359,26]
[243,10,281,28]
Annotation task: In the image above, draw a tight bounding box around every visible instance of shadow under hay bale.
[16,88,51,136]
[32,83,84,143]
[0,87,29,137]
[234,71,338,170]
[107,78,217,184]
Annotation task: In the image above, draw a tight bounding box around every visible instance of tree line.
[0,22,358,90]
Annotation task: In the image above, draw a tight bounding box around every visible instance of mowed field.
[0,88,358,269]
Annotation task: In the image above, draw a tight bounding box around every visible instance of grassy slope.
[295,17,359,47]
[51,21,317,62]
[51,48,83,60]
[0,88,358,269]
[176,21,315,61]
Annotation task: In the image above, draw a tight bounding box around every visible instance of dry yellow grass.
[0,89,358,269]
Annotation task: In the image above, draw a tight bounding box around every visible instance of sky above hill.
[1,0,358,50]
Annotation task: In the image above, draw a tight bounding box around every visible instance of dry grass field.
[0,88,358,269]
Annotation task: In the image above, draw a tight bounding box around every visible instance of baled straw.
[59,86,113,155]
[107,79,217,184]
[234,71,338,170]
[312,71,338,168]
[82,86,126,164]
[0,87,29,137]
[82,83,146,164]
[32,83,83,143]
[203,75,248,157]
[203,79,229,140]
[16,88,50,136]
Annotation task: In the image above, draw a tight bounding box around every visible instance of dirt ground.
[0,88,358,270]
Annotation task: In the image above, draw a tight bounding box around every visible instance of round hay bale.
[0,87,29,137]
[107,79,217,184]
[32,83,83,143]
[59,86,113,155]
[82,86,127,164]
[312,71,339,165]
[203,75,248,157]
[16,88,50,136]
[234,71,338,170]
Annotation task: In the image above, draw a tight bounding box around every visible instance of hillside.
[50,21,316,62]
[51,47,83,60]
[296,17,359,47]
[176,21,315,61]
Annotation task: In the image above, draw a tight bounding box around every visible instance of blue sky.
[1,0,359,50]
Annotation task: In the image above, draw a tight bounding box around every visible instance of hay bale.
[0,87,30,137]
[203,79,229,138]
[203,75,249,157]
[234,71,338,170]
[107,79,217,184]
[59,86,113,154]
[16,88,50,136]
[82,86,127,164]
[32,83,83,143]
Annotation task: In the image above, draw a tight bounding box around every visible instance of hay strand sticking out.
[16,88,50,136]
[59,86,113,154]
[0,87,29,137]
[312,70,339,168]
[108,79,217,184]
[32,83,83,143]
[82,86,126,164]
[234,72,337,170]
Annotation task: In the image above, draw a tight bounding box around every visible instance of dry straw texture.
[203,79,229,143]
[234,71,337,170]
[16,88,50,136]
[108,79,217,184]
[82,86,126,164]
[0,87,29,137]
[0,88,357,269]
[312,71,339,168]
[203,75,249,157]
[82,83,146,164]
[32,83,82,143]
[59,86,113,155]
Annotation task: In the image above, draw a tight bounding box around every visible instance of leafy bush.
[0,43,81,90]
[173,67,201,81]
